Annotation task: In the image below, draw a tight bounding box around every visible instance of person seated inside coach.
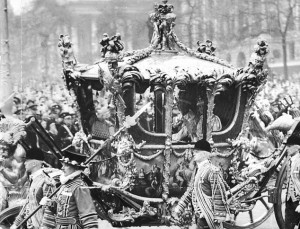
[172,100,222,142]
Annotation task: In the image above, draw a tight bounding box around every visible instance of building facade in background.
[8,0,300,86]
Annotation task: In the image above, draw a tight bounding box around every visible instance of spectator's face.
[63,116,72,126]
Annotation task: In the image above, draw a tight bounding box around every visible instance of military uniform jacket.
[175,160,230,229]
[193,161,229,222]
[14,169,54,229]
[42,171,98,229]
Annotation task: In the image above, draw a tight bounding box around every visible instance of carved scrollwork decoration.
[120,65,148,94]
[227,137,252,185]
[112,133,138,189]
[174,67,194,90]
[133,150,163,161]
[148,68,173,92]
[235,39,269,95]
[199,71,234,95]
[124,46,156,65]
[235,40,269,135]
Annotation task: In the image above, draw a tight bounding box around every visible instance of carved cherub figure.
[58,34,77,69]
[249,39,269,71]
[99,33,110,58]
[100,33,124,58]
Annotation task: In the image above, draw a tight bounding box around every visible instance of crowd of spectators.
[10,80,117,149]
[259,78,300,108]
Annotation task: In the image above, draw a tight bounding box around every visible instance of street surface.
[258,214,279,229]
[107,214,280,229]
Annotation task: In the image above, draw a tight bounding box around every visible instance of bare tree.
[216,0,300,79]
[265,0,299,80]
[9,0,71,84]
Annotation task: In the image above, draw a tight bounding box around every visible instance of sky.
[9,0,34,15]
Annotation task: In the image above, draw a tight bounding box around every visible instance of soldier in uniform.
[40,146,98,229]
[10,150,62,229]
[56,112,76,149]
[173,139,230,229]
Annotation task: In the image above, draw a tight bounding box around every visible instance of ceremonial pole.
[0,0,13,114]
[15,102,152,229]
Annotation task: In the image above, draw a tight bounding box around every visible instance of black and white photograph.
[1,0,300,228]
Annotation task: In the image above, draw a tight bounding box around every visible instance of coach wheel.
[223,190,274,229]
[0,205,23,229]
[274,160,288,229]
